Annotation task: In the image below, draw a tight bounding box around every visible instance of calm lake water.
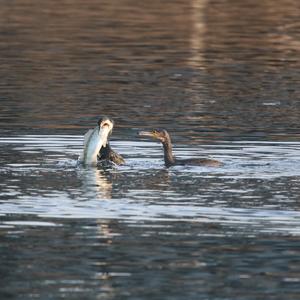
[1,0,300,299]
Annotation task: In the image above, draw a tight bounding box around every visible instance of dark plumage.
[139,129,221,168]
[98,143,125,165]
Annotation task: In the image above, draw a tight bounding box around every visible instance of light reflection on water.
[1,135,300,235]
[1,0,300,298]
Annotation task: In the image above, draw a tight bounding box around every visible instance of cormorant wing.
[108,148,125,165]
[97,143,125,165]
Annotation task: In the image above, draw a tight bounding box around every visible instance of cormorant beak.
[138,131,156,138]
[139,130,164,142]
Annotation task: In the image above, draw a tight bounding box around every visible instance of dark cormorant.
[139,129,221,168]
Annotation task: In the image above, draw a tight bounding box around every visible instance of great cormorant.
[139,129,221,168]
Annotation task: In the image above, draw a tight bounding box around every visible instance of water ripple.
[0,135,300,236]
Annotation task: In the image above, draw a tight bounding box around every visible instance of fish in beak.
[79,117,114,166]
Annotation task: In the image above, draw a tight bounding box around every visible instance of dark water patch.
[1,215,300,300]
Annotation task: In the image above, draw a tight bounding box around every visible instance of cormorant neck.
[162,137,175,167]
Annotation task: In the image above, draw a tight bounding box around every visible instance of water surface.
[1,0,300,299]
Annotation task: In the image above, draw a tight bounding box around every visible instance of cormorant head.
[97,116,114,136]
[138,129,170,143]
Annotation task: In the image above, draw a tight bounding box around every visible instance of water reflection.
[1,214,300,299]
[0,0,299,141]
[1,135,300,224]
[80,168,113,200]
[1,0,300,299]
[1,135,300,298]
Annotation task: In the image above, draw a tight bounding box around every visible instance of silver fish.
[79,117,114,166]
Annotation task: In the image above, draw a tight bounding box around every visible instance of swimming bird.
[79,116,125,166]
[138,129,221,168]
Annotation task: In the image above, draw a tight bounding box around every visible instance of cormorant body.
[139,129,221,168]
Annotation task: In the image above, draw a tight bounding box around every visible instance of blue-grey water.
[1,0,300,299]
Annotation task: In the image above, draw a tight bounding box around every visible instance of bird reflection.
[80,168,113,200]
